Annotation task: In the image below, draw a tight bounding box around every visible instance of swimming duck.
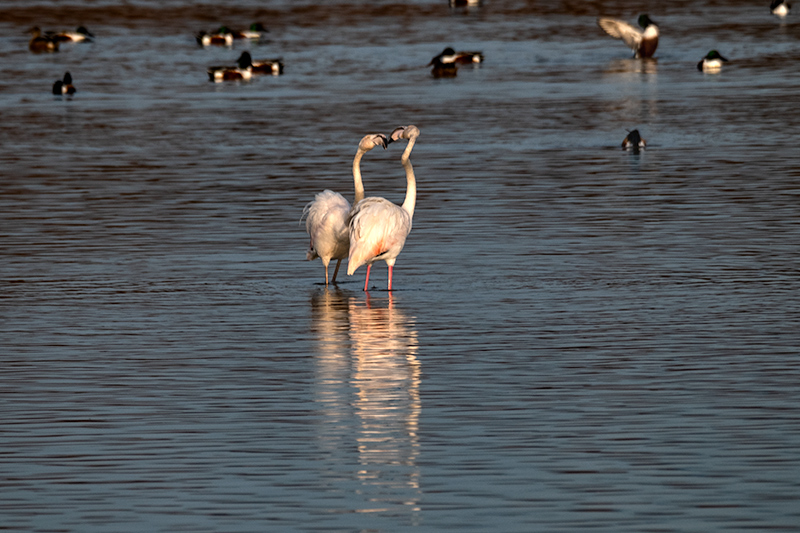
[597,14,659,58]
[231,23,268,40]
[698,50,728,72]
[236,52,283,75]
[52,72,76,95]
[49,26,94,42]
[207,53,253,82]
[622,130,646,152]
[771,0,791,17]
[428,47,483,77]
[28,27,59,53]
[196,27,234,46]
[430,47,483,65]
[449,0,482,7]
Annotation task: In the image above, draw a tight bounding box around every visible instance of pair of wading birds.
[303,125,420,291]
[597,14,730,72]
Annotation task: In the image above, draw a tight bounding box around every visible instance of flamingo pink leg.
[364,264,372,291]
[388,265,393,291]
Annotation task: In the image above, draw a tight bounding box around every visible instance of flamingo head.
[388,125,420,143]
[359,133,389,151]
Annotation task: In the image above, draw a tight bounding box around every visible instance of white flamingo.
[347,125,420,291]
[303,133,389,285]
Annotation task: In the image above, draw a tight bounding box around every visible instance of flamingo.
[302,133,389,286]
[347,125,420,291]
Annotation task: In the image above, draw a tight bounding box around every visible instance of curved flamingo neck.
[352,149,366,204]
[401,137,417,218]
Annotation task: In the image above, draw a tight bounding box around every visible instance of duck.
[52,72,76,96]
[622,130,646,152]
[207,53,253,82]
[449,0,482,7]
[597,14,659,58]
[231,23,268,40]
[430,47,483,65]
[698,50,728,72]
[771,0,791,17]
[196,27,234,46]
[428,47,483,77]
[236,51,283,75]
[49,26,94,42]
[28,27,59,53]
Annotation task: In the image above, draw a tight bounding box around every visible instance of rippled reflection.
[310,289,421,519]
[603,57,659,77]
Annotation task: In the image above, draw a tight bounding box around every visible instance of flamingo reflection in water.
[310,289,421,517]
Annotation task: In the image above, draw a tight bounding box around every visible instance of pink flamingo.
[347,125,420,291]
[303,133,388,285]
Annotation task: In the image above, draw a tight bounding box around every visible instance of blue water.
[2,1,800,531]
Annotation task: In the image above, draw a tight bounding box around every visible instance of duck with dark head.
[28,27,59,53]
[53,72,76,96]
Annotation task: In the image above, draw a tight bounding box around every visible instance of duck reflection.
[603,57,658,77]
[310,289,421,517]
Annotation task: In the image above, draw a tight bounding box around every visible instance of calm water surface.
[2,1,800,531]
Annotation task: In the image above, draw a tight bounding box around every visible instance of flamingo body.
[304,190,351,284]
[348,125,420,291]
[347,197,412,274]
[303,133,388,285]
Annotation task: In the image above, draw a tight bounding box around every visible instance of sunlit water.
[2,1,800,531]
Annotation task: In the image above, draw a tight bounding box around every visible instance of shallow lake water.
[2,1,800,531]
